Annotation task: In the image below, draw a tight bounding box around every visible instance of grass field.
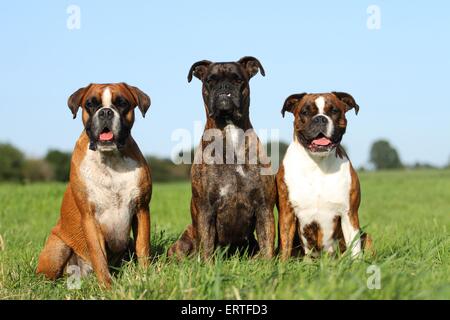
[0,169,449,299]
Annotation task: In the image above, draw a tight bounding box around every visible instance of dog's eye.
[206,75,219,84]
[330,107,340,115]
[115,98,129,108]
[85,98,99,111]
[231,74,242,83]
[301,109,309,116]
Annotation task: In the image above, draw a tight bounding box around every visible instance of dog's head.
[187,56,265,126]
[281,92,359,156]
[68,83,150,152]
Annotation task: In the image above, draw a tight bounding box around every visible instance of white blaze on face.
[94,87,121,151]
[315,96,325,114]
[314,96,333,137]
[102,87,112,107]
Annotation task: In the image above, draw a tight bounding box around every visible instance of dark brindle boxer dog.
[36,83,151,288]
[277,92,372,260]
[168,57,276,260]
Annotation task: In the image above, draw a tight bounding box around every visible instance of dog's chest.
[79,149,142,252]
[283,142,351,245]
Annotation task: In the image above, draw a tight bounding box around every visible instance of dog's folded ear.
[238,56,265,79]
[281,93,307,117]
[68,84,92,119]
[123,83,151,118]
[332,91,360,115]
[187,60,212,83]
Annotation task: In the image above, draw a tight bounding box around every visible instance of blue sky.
[0,1,449,168]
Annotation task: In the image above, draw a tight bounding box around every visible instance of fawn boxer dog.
[277,92,372,260]
[168,57,276,260]
[36,83,151,288]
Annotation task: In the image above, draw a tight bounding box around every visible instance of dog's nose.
[98,108,114,120]
[219,83,232,91]
[313,115,328,124]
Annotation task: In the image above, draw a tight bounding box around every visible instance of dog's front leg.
[71,181,111,288]
[278,201,297,261]
[341,212,362,259]
[81,215,111,288]
[133,207,151,267]
[276,168,297,261]
[197,208,216,261]
[343,164,362,259]
[255,207,275,258]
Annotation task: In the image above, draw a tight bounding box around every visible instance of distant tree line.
[0,145,71,183]
[367,139,447,170]
[369,140,403,170]
[0,143,193,183]
[0,140,448,183]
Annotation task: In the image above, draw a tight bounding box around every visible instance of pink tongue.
[99,131,113,141]
[312,137,331,146]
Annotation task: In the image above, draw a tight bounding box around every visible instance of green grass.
[0,170,449,299]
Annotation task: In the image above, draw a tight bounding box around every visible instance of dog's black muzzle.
[306,115,329,138]
[208,82,241,120]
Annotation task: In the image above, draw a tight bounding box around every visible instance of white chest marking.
[220,184,231,197]
[224,124,247,164]
[224,124,241,148]
[79,148,143,252]
[283,141,351,251]
[236,165,246,177]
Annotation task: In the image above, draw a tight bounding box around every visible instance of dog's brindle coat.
[168,57,276,259]
[36,83,151,288]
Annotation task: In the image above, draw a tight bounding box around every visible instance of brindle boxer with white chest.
[36,83,151,288]
[168,57,276,260]
[277,92,372,260]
